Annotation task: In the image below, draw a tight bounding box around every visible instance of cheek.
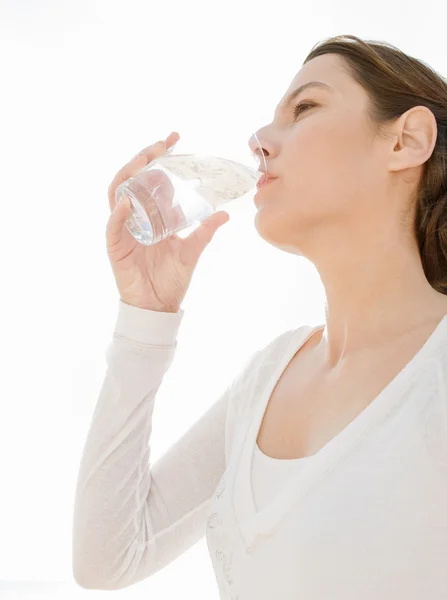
[284,116,372,205]
[254,115,382,246]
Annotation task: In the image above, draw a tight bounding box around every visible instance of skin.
[249,53,447,374]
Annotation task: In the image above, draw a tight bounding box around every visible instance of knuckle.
[133,141,164,163]
[130,140,166,166]
[131,149,145,161]
[149,140,166,156]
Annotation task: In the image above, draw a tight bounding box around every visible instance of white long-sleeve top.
[72,300,447,598]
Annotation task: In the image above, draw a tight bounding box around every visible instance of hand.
[106,132,230,312]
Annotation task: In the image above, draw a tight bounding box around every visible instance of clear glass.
[115,132,267,245]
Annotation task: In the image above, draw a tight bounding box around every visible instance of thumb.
[106,195,133,247]
[186,210,230,250]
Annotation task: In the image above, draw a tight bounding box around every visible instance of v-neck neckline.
[232,314,447,553]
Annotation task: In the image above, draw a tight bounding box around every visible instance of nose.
[248,132,269,173]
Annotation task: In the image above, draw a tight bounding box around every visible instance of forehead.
[277,53,354,109]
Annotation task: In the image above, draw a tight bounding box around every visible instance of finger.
[107,142,163,213]
[146,168,187,231]
[132,132,178,163]
[107,135,180,213]
[105,194,133,249]
[164,131,180,147]
[184,211,230,251]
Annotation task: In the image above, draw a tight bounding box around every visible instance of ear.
[388,106,437,173]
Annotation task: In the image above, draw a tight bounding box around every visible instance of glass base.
[116,172,216,246]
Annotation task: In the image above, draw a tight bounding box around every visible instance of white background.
[0,0,446,597]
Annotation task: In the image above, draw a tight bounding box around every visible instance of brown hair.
[304,35,447,294]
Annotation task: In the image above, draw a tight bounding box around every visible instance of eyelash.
[292,101,316,120]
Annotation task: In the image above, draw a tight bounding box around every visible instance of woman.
[72,35,447,598]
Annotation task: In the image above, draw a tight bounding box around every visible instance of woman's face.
[250,53,392,256]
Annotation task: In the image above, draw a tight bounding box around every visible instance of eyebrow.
[278,81,334,112]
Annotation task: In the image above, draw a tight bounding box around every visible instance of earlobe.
[388,106,437,172]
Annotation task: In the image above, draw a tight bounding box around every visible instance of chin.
[253,205,309,256]
[254,206,289,247]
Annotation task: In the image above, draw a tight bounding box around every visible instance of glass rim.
[159,130,267,174]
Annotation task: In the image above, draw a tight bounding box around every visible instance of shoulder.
[229,324,315,405]
[255,323,319,366]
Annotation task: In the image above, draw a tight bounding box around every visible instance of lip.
[256,173,278,190]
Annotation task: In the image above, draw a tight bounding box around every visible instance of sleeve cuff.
[113,299,185,347]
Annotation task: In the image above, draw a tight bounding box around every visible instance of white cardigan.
[72,300,447,599]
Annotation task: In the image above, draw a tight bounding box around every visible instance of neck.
[307,224,447,369]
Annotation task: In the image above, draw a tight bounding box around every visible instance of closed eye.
[292,101,317,120]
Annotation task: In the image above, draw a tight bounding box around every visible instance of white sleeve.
[72,300,234,591]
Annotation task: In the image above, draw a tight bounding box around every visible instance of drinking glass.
[115,131,267,245]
